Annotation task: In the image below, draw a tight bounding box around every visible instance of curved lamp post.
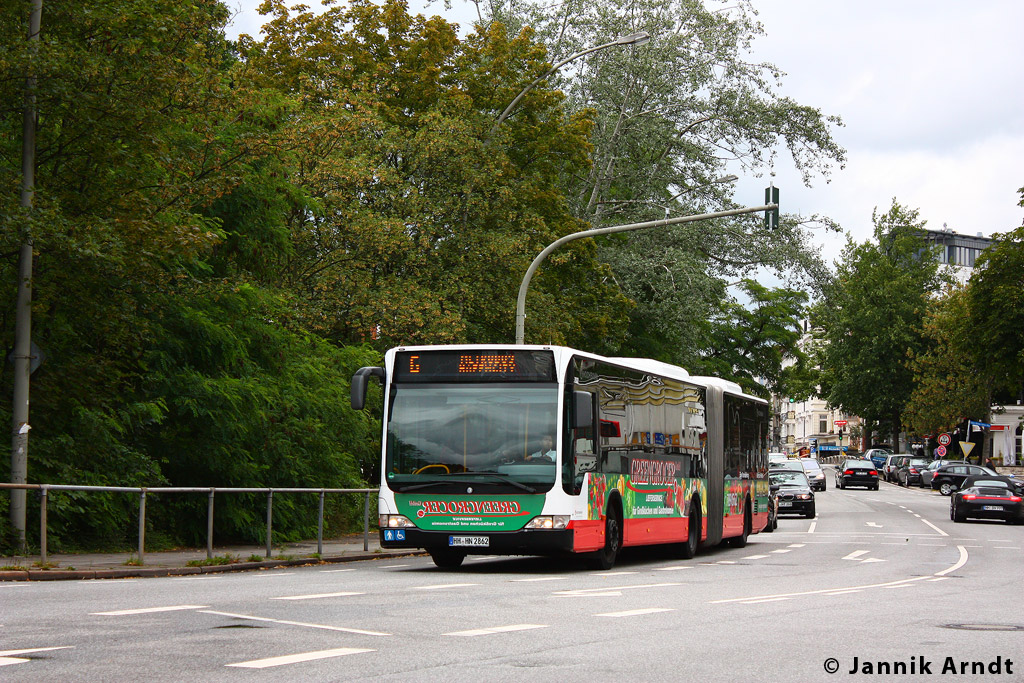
[491,31,651,134]
[515,202,778,344]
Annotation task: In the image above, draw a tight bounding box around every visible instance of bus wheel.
[728,501,751,548]
[429,548,466,569]
[679,497,701,559]
[591,506,622,570]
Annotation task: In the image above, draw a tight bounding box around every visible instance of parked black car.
[920,459,965,489]
[950,476,1024,524]
[896,457,932,487]
[931,463,997,496]
[836,459,879,490]
[769,470,816,518]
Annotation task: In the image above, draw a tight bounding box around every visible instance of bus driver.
[526,435,556,462]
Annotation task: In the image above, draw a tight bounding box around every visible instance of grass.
[123,554,144,566]
[1,564,29,571]
[186,554,238,567]
[247,554,263,563]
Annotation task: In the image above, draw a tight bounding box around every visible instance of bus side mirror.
[573,391,593,429]
[351,366,385,410]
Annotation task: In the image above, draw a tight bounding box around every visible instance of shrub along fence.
[0,483,376,564]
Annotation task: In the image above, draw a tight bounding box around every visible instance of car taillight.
[962,494,976,501]
[909,468,918,474]
[1011,496,1022,503]
[869,470,878,476]
[844,469,854,475]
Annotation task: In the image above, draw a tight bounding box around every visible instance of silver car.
[800,458,827,491]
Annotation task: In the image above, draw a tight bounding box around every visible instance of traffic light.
[764,185,779,229]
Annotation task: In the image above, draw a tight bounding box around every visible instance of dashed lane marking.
[226,648,374,668]
[200,610,391,636]
[92,605,207,616]
[414,583,479,591]
[554,582,682,598]
[653,565,694,571]
[512,576,565,582]
[595,608,674,618]
[741,555,768,560]
[444,624,547,637]
[0,647,73,667]
[271,592,364,601]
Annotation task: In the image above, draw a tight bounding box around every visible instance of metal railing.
[0,483,376,565]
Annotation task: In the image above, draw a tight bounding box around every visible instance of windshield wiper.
[395,472,536,494]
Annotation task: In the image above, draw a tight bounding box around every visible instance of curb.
[0,550,425,582]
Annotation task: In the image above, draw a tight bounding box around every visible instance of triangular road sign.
[959,441,976,458]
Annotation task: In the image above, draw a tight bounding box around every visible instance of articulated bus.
[351,345,770,569]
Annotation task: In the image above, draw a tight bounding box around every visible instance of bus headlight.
[524,515,570,530]
[379,514,415,528]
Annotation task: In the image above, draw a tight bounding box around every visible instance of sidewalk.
[0,533,423,581]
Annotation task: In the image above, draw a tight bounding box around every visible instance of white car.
[800,458,827,491]
[769,452,789,465]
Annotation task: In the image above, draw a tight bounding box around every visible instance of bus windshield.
[385,383,559,491]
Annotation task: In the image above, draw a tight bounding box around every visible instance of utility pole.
[10,0,43,550]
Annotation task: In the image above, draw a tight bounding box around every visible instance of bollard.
[138,490,147,563]
[39,487,48,564]
[265,490,273,558]
[317,491,325,556]
[207,489,215,560]
[364,491,370,551]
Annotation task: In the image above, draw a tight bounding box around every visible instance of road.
[3,475,1022,681]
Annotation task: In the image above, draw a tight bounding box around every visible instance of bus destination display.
[394,350,555,382]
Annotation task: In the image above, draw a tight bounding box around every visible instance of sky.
[222,0,1024,268]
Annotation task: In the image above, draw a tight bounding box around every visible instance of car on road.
[930,463,998,496]
[769,459,804,472]
[769,470,815,518]
[800,458,827,491]
[836,458,880,490]
[865,448,894,469]
[920,459,964,488]
[896,457,932,487]
[882,454,913,482]
[950,476,1024,524]
[769,452,789,465]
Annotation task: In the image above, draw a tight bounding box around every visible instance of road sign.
[959,441,975,458]
[835,420,848,427]
[935,445,947,457]
[938,433,951,446]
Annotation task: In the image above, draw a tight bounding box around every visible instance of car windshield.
[801,460,822,471]
[909,458,929,466]
[770,461,803,471]
[971,481,1010,490]
[770,471,809,487]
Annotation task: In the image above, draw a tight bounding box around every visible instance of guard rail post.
[39,486,48,564]
[138,489,147,563]
[265,489,273,558]
[317,491,325,556]
[363,491,370,551]
[207,489,215,560]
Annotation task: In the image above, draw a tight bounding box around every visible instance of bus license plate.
[449,536,489,547]
[982,505,1003,511]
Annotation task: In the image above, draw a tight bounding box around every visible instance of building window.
[819,416,828,434]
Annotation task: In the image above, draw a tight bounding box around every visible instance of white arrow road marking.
[860,558,886,563]
[842,550,869,560]
[227,648,374,668]
[445,624,548,637]
[0,647,73,667]
[92,605,207,616]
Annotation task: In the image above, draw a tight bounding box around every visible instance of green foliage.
[816,200,945,446]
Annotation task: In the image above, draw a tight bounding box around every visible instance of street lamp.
[491,31,651,134]
[515,200,778,344]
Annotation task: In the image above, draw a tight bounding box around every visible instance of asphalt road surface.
[3,475,1022,681]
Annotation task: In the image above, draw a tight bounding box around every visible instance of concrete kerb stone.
[0,549,425,582]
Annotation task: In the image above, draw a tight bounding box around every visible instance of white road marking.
[591,571,638,577]
[742,555,768,560]
[653,565,694,571]
[920,518,949,537]
[0,646,72,657]
[414,583,479,591]
[717,561,737,565]
[770,549,791,554]
[172,576,223,581]
[554,582,682,597]
[788,544,806,548]
[994,547,1021,550]
[383,564,410,569]
[740,597,789,604]
[200,610,391,636]
[512,576,565,582]
[884,584,912,589]
[595,608,674,618]
[807,521,817,533]
[842,550,869,560]
[249,572,295,578]
[92,605,207,616]
[445,624,548,637]
[0,657,29,667]
[860,558,886,563]
[935,545,968,577]
[866,522,882,527]
[271,592,364,601]
[927,577,950,582]
[319,568,356,573]
[227,648,374,668]
[826,590,863,596]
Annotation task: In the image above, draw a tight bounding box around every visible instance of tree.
[464,0,843,369]
[904,284,989,438]
[816,201,945,449]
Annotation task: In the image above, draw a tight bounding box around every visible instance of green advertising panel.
[396,494,546,531]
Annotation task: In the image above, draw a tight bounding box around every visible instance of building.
[919,225,994,283]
